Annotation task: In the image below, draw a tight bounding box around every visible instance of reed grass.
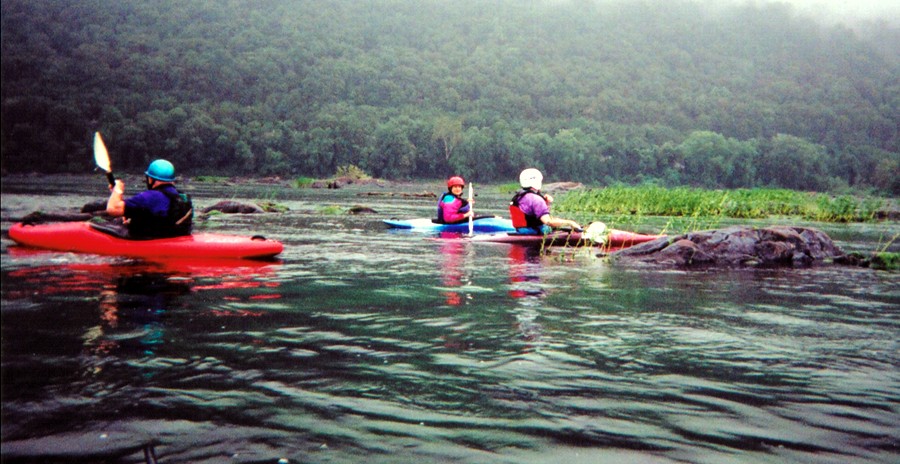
[496,182,521,194]
[556,186,890,223]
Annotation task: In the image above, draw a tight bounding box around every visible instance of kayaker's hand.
[111,180,125,195]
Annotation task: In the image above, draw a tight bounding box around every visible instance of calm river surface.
[2,175,898,464]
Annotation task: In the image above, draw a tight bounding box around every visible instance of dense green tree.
[758,134,834,191]
[1,0,897,194]
[678,131,758,189]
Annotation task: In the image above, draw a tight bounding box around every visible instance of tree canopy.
[2,0,898,194]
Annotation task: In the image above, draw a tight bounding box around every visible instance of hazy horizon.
[732,0,899,23]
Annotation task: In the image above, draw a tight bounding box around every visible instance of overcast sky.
[756,0,899,23]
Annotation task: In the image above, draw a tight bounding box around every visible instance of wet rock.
[348,206,379,215]
[81,199,108,214]
[611,226,845,267]
[202,201,265,214]
[20,211,94,224]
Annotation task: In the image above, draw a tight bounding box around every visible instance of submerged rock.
[202,201,265,214]
[20,211,93,224]
[80,199,108,214]
[611,226,845,267]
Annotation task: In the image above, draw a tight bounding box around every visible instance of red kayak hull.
[8,222,283,260]
[465,229,664,248]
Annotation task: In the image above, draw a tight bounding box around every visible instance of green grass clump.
[496,182,521,194]
[193,175,230,183]
[294,177,316,188]
[317,205,344,215]
[257,201,289,213]
[870,252,899,271]
[556,186,890,223]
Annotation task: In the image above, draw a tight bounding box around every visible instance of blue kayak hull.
[383,217,516,233]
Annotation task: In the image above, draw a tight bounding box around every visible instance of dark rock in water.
[611,226,845,267]
[81,199,108,214]
[21,211,93,224]
[348,206,378,214]
[202,201,265,214]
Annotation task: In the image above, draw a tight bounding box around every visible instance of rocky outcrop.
[611,226,845,267]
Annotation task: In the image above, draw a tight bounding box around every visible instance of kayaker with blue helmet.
[106,159,193,238]
[436,175,473,224]
[509,168,581,235]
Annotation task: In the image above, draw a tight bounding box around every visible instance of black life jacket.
[509,189,547,230]
[161,187,193,237]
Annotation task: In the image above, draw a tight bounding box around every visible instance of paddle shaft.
[468,182,474,236]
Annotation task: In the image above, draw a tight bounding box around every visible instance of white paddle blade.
[93,132,111,172]
[467,182,474,236]
[583,222,608,244]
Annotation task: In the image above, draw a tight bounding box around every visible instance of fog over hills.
[711,0,899,23]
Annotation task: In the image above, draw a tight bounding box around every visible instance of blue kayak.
[383,216,516,233]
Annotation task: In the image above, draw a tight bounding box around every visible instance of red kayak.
[458,228,664,249]
[8,222,283,260]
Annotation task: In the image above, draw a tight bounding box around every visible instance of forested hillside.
[2,0,898,193]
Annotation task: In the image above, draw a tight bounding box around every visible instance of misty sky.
[767,0,899,22]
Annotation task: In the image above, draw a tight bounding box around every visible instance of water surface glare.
[1,179,898,463]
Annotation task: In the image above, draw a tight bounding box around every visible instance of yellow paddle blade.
[93,132,111,172]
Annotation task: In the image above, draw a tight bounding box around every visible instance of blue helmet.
[145,159,176,182]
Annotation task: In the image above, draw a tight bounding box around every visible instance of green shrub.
[294,177,316,188]
[335,165,370,180]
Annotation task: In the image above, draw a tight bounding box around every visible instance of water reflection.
[437,233,469,306]
[3,252,282,364]
[88,272,189,358]
[506,245,546,299]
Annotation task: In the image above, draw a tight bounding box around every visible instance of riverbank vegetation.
[555,186,896,223]
[2,0,898,195]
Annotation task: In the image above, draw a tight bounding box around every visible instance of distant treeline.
[1,0,898,194]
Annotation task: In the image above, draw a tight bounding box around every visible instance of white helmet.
[519,168,543,190]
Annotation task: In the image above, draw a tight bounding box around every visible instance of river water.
[1,175,898,464]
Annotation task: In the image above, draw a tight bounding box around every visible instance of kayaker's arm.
[107,180,126,217]
[541,214,581,231]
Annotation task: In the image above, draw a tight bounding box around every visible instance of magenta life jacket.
[436,192,470,224]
